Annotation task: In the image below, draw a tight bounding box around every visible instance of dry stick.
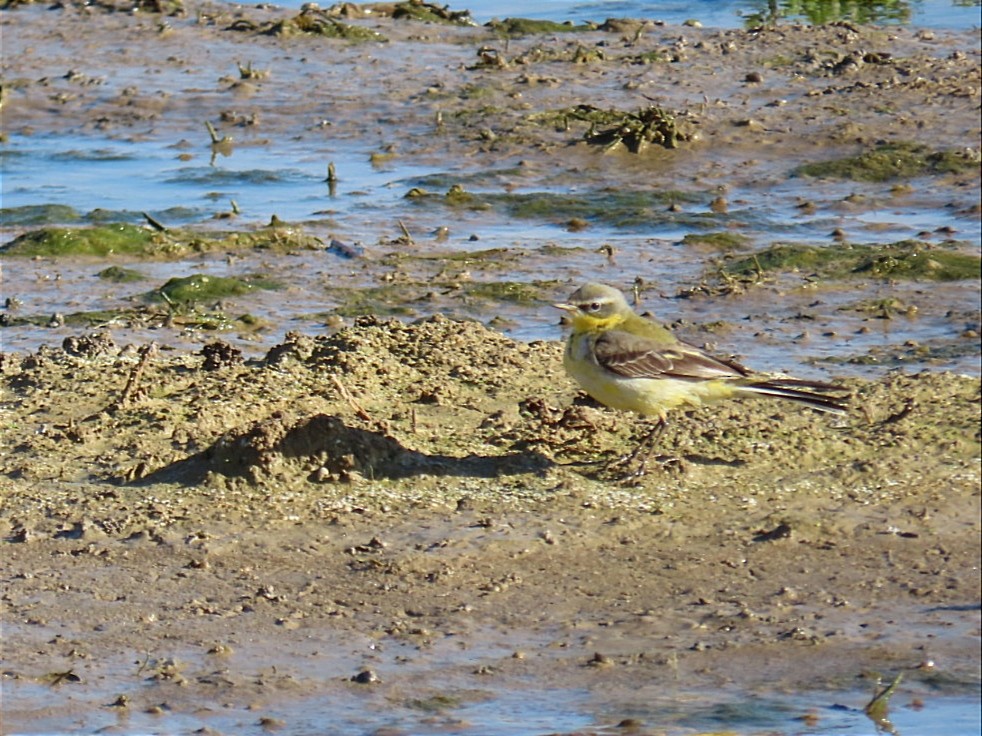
[205,120,221,144]
[142,212,167,232]
[326,162,338,196]
[398,220,414,245]
[117,343,158,408]
[330,375,372,422]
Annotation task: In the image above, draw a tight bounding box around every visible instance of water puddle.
[4,603,979,735]
[1,132,442,231]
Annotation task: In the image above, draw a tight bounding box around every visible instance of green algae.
[227,8,387,42]
[0,306,259,335]
[322,279,554,318]
[486,18,595,36]
[681,232,750,250]
[723,240,981,282]
[384,246,523,270]
[2,224,325,259]
[458,280,546,306]
[795,143,981,182]
[585,106,690,152]
[852,245,980,280]
[391,1,475,25]
[407,186,701,229]
[1,224,155,257]
[0,204,81,226]
[829,339,982,368]
[527,105,692,152]
[324,285,423,318]
[97,266,147,283]
[153,274,281,306]
[85,206,202,224]
[527,105,629,130]
[2,310,128,329]
[843,297,919,318]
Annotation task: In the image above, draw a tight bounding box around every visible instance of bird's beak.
[552,302,575,312]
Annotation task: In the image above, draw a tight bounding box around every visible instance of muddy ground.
[1,2,980,733]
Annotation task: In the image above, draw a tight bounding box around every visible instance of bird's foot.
[561,418,681,481]
[608,452,685,484]
[601,418,676,480]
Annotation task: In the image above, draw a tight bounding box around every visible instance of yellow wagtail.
[554,283,847,469]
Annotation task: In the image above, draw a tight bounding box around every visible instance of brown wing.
[593,329,750,382]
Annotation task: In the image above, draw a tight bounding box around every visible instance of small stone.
[351,669,379,684]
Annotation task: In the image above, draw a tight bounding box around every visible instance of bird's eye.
[588,302,601,312]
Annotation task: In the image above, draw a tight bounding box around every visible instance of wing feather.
[593,329,750,382]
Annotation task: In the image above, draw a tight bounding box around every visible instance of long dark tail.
[737,378,849,414]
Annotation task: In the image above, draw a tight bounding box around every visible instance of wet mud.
[1,2,980,733]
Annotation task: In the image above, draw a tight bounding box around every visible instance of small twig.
[398,220,415,245]
[326,162,338,196]
[880,399,915,425]
[136,651,151,676]
[116,343,158,408]
[751,254,764,281]
[205,120,221,144]
[865,671,903,732]
[142,212,167,232]
[330,375,372,422]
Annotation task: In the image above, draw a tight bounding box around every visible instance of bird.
[553,282,848,473]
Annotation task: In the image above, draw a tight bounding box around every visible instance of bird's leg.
[605,417,673,478]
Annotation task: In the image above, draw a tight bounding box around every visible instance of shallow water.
[5,607,980,736]
[272,0,982,29]
[7,689,979,735]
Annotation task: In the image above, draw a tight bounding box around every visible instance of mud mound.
[306,314,557,395]
[151,412,408,485]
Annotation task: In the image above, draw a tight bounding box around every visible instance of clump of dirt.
[201,412,407,482]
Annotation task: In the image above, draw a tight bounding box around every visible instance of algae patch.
[227,6,387,41]
[723,241,981,282]
[681,232,751,250]
[407,186,701,230]
[390,1,474,25]
[795,143,980,182]
[153,274,281,306]
[0,204,81,226]
[1,224,325,259]
[528,105,694,153]
[322,279,550,319]
[1,224,155,257]
[583,106,692,152]
[486,18,596,35]
[97,266,147,283]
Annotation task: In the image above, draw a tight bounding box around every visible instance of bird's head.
[553,283,632,331]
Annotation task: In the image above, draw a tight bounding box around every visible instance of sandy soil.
[1,2,980,733]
